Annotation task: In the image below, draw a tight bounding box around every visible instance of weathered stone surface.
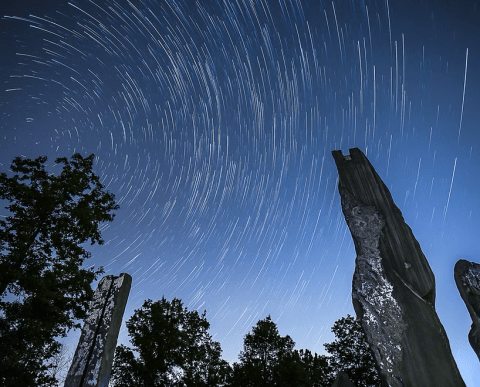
[454,259,480,362]
[64,273,132,387]
[331,371,355,387]
[332,148,464,387]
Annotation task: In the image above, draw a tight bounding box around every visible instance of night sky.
[1,0,479,384]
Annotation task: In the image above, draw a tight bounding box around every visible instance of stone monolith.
[64,273,132,387]
[332,148,464,387]
[454,259,480,362]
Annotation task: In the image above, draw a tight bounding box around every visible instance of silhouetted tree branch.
[0,153,118,386]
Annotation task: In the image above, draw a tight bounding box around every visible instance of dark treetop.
[0,153,118,386]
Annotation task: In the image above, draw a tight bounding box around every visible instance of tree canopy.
[230,315,330,387]
[110,297,230,387]
[110,303,380,387]
[323,315,380,386]
[0,153,118,386]
[232,315,295,386]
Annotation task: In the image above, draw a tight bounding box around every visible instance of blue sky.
[1,0,479,385]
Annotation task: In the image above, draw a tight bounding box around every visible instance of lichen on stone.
[341,189,405,386]
[464,267,480,292]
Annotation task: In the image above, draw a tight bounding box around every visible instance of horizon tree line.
[110,297,380,387]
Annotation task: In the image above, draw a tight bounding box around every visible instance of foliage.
[297,349,331,387]
[323,315,380,386]
[229,315,290,385]
[238,315,295,385]
[0,153,118,386]
[110,297,230,387]
[230,315,330,387]
[110,305,379,387]
[45,343,72,386]
[275,349,331,387]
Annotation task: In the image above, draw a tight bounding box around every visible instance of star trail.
[1,1,479,384]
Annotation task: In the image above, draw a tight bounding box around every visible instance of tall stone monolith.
[454,259,480,362]
[64,273,132,387]
[332,148,464,387]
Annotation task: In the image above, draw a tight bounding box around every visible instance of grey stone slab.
[332,148,464,387]
[455,259,480,362]
[64,273,132,387]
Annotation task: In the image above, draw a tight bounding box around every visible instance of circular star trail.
[1,1,479,384]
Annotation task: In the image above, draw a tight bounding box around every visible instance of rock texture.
[64,273,132,387]
[331,371,355,387]
[454,259,480,362]
[332,148,464,387]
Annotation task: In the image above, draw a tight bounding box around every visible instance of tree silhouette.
[230,315,330,387]
[324,315,380,387]
[231,315,295,386]
[111,297,230,386]
[276,349,331,387]
[0,153,118,386]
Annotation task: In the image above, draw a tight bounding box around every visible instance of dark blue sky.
[1,1,479,384]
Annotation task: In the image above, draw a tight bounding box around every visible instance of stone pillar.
[332,148,464,387]
[64,273,132,387]
[454,259,480,362]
